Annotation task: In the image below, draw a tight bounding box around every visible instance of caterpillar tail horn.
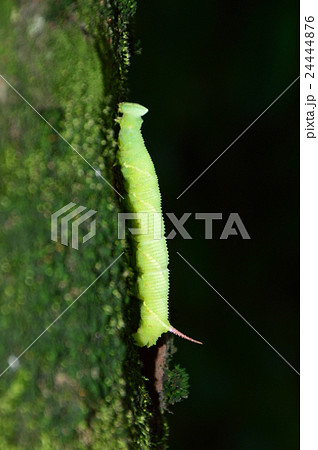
[169,326,202,345]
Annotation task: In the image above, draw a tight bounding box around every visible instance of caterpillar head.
[119,102,149,117]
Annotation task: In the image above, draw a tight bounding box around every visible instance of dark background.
[129,1,299,448]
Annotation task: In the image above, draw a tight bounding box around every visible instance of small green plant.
[164,364,190,406]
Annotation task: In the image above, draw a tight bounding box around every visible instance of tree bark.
[0,0,174,448]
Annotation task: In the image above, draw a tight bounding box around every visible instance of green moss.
[164,364,190,406]
[0,0,190,447]
[0,0,158,448]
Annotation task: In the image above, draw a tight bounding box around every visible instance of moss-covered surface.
[0,0,190,448]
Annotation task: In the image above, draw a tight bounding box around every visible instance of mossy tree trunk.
[0,1,186,448]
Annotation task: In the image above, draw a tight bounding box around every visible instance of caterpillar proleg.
[117,102,202,347]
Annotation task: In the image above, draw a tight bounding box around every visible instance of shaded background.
[129,0,299,448]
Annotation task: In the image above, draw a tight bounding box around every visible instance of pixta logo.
[118,212,251,240]
[51,202,97,249]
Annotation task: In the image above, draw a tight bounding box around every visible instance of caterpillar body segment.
[117,102,201,347]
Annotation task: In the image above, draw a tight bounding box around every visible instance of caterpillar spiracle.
[117,102,202,347]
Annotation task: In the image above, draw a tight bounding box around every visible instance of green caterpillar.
[117,102,202,347]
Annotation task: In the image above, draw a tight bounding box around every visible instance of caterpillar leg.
[169,326,202,345]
